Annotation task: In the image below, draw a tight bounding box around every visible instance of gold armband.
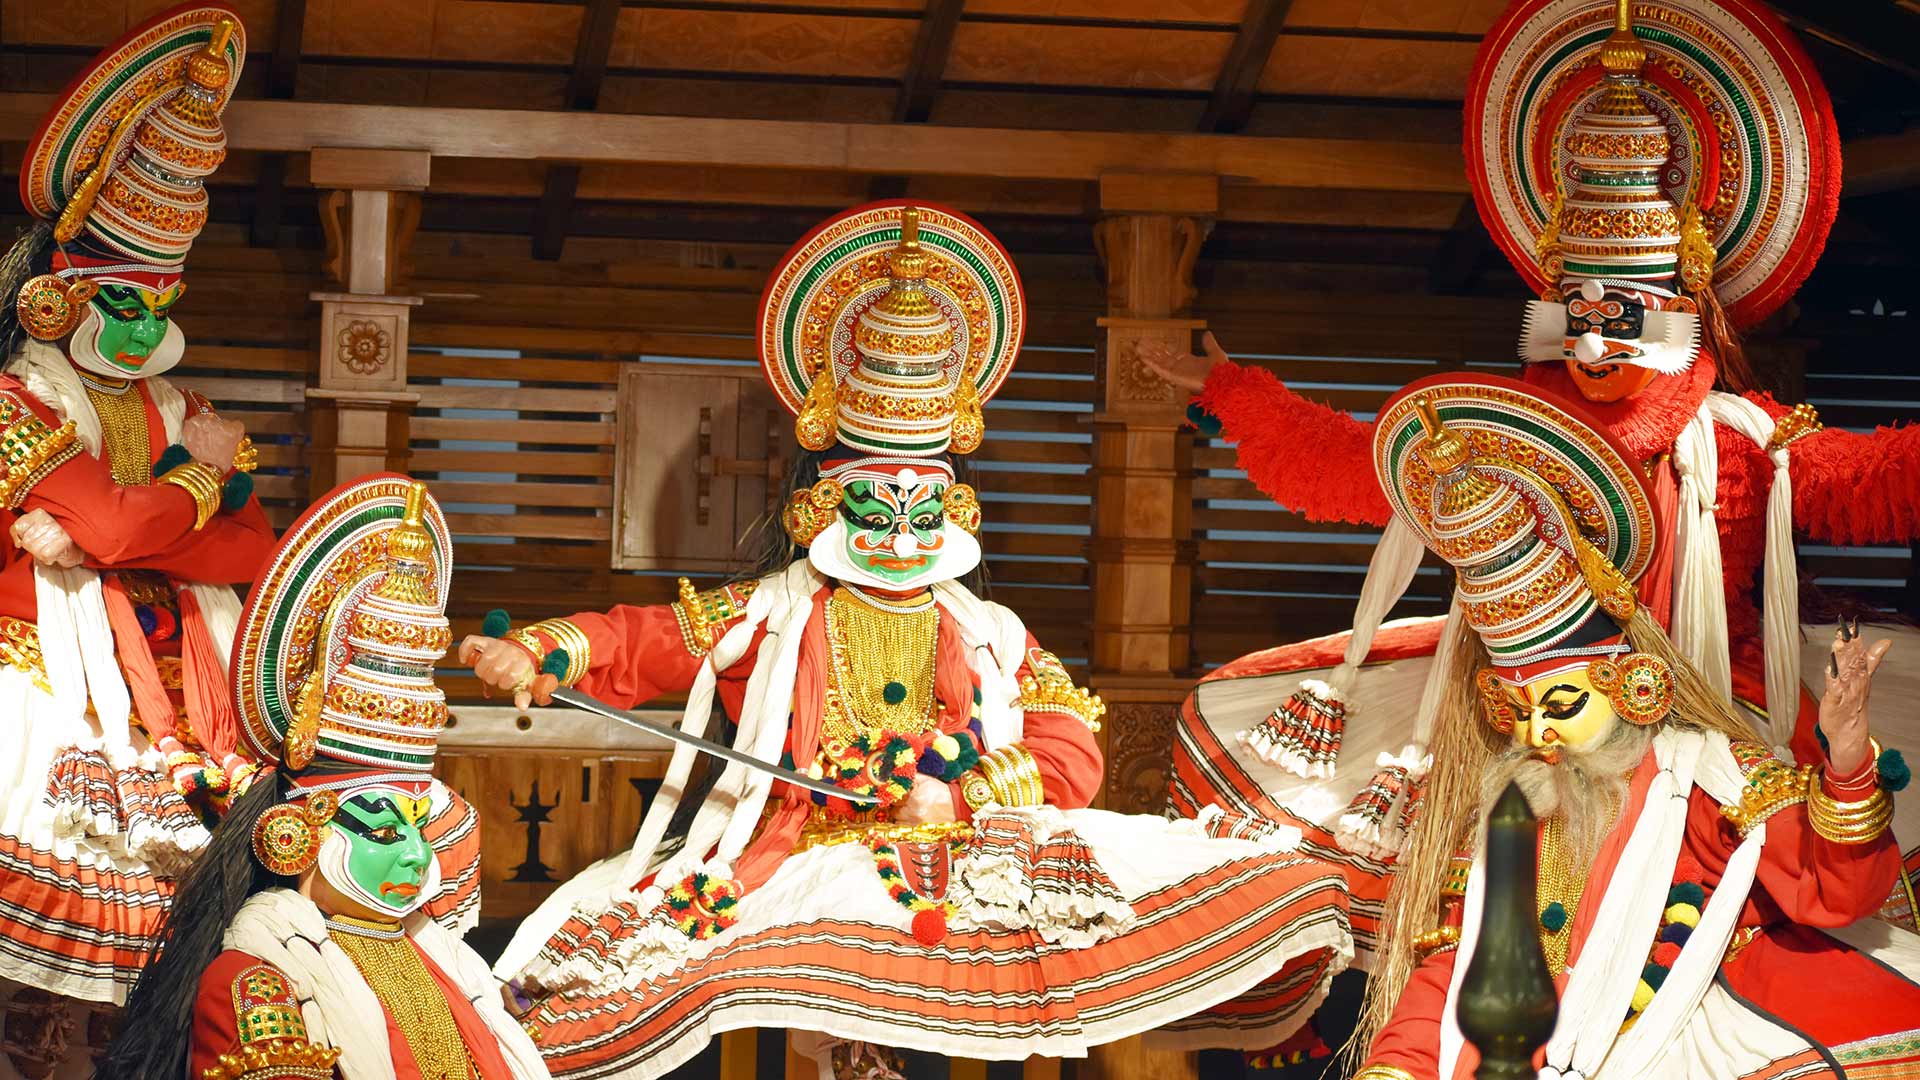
[1413,925,1461,959]
[1721,745,1809,837]
[671,576,758,658]
[1805,767,1892,846]
[1767,402,1821,452]
[0,396,81,508]
[1017,648,1105,732]
[1353,1067,1417,1080]
[159,461,223,530]
[974,744,1044,808]
[505,619,592,687]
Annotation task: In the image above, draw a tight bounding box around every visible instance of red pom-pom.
[1652,941,1682,967]
[1673,853,1705,885]
[910,907,948,946]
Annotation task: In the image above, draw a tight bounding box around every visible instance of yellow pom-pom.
[1630,980,1656,1012]
[933,734,960,760]
[1664,903,1700,928]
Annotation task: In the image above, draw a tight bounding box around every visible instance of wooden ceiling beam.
[870,0,966,202]
[1,95,1476,192]
[249,0,307,248]
[1198,0,1292,134]
[1765,0,1920,82]
[535,0,623,261]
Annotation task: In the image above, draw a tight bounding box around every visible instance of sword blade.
[548,688,874,805]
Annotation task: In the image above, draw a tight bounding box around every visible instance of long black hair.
[97,773,295,1080]
[652,447,992,860]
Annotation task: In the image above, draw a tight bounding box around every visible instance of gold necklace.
[326,916,477,1080]
[822,587,939,745]
[79,375,151,486]
[1536,816,1584,977]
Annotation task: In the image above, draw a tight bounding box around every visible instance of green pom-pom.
[1880,747,1910,793]
[1185,401,1223,437]
[540,649,571,678]
[152,443,192,478]
[220,469,253,511]
[1666,881,1707,908]
[1539,902,1568,933]
[883,680,907,705]
[482,609,512,638]
[1641,963,1669,991]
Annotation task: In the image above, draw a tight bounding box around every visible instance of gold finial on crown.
[187,18,237,92]
[372,482,437,605]
[1412,394,1472,476]
[1596,0,1651,115]
[876,207,936,319]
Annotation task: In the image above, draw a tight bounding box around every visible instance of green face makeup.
[839,478,947,586]
[88,283,180,373]
[327,788,433,914]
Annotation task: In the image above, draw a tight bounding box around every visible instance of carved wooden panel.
[1100,702,1180,816]
[612,364,786,572]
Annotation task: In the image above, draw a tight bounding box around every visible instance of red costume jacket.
[190,948,516,1080]
[1366,746,1914,1079]
[518,578,1105,890]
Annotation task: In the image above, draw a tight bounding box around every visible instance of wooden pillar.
[307,148,429,490]
[1084,173,1215,1080]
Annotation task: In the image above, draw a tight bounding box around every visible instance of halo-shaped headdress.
[1374,374,1660,667]
[232,475,454,775]
[1466,0,1839,329]
[21,2,246,273]
[758,201,1025,458]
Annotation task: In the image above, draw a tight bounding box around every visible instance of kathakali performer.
[1150,0,1918,954]
[99,477,549,1080]
[460,202,1355,1078]
[1350,374,1920,1080]
[0,2,479,1026]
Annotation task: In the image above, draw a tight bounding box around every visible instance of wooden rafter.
[1765,0,1920,82]
[534,0,622,261]
[1426,197,1491,294]
[1198,0,1293,134]
[870,0,966,202]
[249,0,306,248]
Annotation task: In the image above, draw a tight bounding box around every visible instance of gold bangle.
[981,744,1043,807]
[960,772,995,814]
[1413,925,1462,958]
[158,461,222,530]
[1805,767,1892,845]
[1353,1067,1417,1080]
[528,618,591,686]
[503,628,547,666]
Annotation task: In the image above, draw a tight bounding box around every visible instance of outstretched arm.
[1757,393,1920,545]
[1143,334,1391,526]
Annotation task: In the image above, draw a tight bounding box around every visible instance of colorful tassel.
[482,609,512,638]
[1237,678,1349,779]
[43,746,120,839]
[1334,749,1428,860]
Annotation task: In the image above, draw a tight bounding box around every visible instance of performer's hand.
[458,635,552,711]
[1819,622,1890,778]
[1136,331,1228,393]
[894,774,958,825]
[10,509,85,568]
[181,412,246,472]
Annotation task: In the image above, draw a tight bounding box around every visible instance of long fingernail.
[1830,656,1841,677]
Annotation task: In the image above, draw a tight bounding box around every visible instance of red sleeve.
[1011,637,1102,810]
[1363,946,1456,1079]
[1194,361,1392,526]
[1748,392,1920,545]
[1686,772,1902,928]
[0,386,209,562]
[100,497,276,583]
[541,600,765,714]
[192,950,340,1080]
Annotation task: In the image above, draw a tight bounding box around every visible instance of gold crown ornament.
[760,202,1025,459]
[1373,374,1660,669]
[233,476,455,776]
[1466,0,1842,331]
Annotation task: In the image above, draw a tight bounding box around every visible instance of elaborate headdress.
[759,201,1024,459]
[233,475,455,783]
[1468,0,1839,369]
[17,4,243,300]
[1375,375,1659,671]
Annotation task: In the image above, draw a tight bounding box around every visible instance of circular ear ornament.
[1476,668,1518,735]
[783,478,844,546]
[252,802,323,876]
[16,275,99,341]
[1588,653,1673,726]
[305,790,339,826]
[943,483,982,536]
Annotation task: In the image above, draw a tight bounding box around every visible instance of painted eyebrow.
[1538,684,1586,702]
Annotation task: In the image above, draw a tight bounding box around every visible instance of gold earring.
[1476,668,1518,735]
[15,275,98,341]
[1587,653,1672,726]
[782,478,843,546]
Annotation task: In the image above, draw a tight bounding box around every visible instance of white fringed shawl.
[224,889,549,1080]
